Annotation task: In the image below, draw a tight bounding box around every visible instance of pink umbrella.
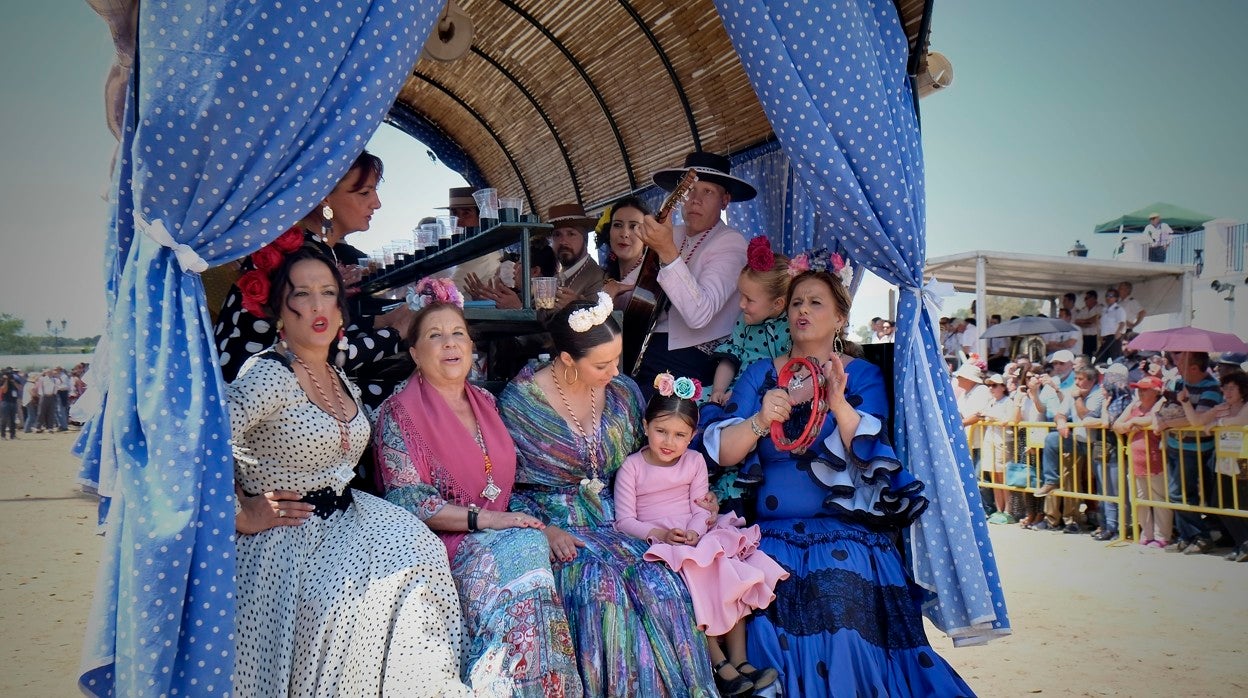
[1126,326,1248,353]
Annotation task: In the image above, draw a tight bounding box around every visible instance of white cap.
[1049,349,1075,363]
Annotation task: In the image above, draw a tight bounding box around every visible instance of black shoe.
[1029,520,1057,531]
[1183,537,1215,555]
[1062,523,1083,534]
[734,470,764,487]
[1091,530,1118,542]
[735,662,778,691]
[713,660,754,698]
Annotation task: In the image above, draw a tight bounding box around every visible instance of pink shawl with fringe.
[384,374,517,557]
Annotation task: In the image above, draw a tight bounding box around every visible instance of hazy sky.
[1,1,1245,339]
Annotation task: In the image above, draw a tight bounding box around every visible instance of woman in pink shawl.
[373,278,582,697]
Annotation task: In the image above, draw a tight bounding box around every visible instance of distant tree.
[0,314,39,353]
[951,296,1044,320]
[854,324,871,343]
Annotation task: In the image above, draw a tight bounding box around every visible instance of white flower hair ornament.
[568,292,614,333]
[406,277,465,311]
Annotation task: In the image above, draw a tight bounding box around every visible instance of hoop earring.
[834,332,845,355]
[321,203,334,244]
[564,364,579,385]
[336,325,348,352]
[276,319,285,341]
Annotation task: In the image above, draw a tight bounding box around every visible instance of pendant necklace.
[552,369,604,495]
[474,423,502,502]
[290,350,351,457]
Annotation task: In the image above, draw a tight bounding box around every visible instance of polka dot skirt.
[229,353,470,696]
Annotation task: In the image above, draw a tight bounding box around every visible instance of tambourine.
[770,355,830,454]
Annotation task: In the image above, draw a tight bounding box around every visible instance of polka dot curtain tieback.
[135,214,208,273]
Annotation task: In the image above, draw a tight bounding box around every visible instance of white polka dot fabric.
[75,2,439,695]
[711,0,1010,643]
[228,354,470,696]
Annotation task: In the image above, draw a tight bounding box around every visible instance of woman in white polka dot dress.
[216,151,415,409]
[229,246,470,697]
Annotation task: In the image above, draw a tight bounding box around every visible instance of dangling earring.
[336,325,348,352]
[276,318,285,342]
[564,364,579,385]
[833,327,845,355]
[321,203,334,244]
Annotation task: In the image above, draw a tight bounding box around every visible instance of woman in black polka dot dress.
[229,247,471,696]
[215,150,414,409]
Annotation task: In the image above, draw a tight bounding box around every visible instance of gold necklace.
[290,349,351,457]
[551,368,604,495]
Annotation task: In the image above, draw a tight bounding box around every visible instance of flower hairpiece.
[407,276,465,311]
[746,236,775,272]
[787,247,852,287]
[653,371,703,401]
[238,226,305,316]
[569,292,613,333]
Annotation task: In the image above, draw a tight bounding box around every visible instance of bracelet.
[748,415,769,437]
[467,504,480,532]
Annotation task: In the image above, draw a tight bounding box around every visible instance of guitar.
[621,169,698,377]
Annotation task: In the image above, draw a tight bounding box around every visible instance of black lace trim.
[761,564,928,649]
[299,487,352,519]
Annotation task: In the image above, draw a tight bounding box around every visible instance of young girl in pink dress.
[614,373,788,698]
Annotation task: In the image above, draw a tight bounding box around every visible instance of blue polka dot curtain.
[74,2,438,695]
[725,141,831,254]
[713,0,1010,644]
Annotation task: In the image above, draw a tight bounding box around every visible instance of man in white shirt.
[872,319,895,344]
[1143,213,1173,263]
[940,317,960,358]
[638,151,751,398]
[1072,290,1103,358]
[958,317,980,358]
[1097,289,1128,360]
[1116,281,1146,333]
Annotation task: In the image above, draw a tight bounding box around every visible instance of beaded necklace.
[551,368,604,495]
[473,422,502,502]
[290,350,351,457]
[678,226,713,263]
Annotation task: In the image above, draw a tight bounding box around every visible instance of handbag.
[1004,461,1038,489]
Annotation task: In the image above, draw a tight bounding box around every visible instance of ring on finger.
[277,509,285,518]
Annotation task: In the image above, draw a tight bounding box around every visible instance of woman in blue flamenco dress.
[702,268,976,697]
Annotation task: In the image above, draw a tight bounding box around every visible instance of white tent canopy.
[924,250,1194,356]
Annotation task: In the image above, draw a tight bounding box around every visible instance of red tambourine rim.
[770,355,829,453]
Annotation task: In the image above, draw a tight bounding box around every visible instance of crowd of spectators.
[0,364,88,438]
[952,345,1248,563]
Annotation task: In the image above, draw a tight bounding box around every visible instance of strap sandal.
[713,659,755,698]
[736,661,778,690]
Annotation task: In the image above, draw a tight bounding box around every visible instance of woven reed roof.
[390,0,933,214]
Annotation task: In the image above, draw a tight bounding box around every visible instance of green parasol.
[1093,201,1214,235]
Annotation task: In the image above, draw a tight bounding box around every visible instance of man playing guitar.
[634,151,753,399]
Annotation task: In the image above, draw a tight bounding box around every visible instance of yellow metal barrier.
[1132,426,1248,540]
[969,420,1248,545]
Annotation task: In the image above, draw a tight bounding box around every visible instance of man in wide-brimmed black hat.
[634,151,755,397]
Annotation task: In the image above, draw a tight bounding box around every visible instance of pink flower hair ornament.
[653,371,703,401]
[787,247,852,286]
[406,276,465,311]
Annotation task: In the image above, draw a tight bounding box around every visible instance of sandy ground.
[1,431,1246,697]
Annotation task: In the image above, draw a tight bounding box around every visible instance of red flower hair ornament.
[746,236,776,272]
[238,226,305,316]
